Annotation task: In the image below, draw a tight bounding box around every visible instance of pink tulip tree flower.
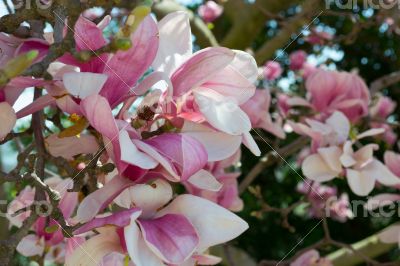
[68,179,248,266]
[198,1,224,23]
[8,177,83,264]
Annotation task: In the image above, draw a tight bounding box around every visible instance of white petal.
[181,121,242,162]
[66,228,124,266]
[317,146,342,173]
[16,235,44,257]
[346,169,375,196]
[194,88,251,135]
[302,154,339,182]
[0,102,16,140]
[63,72,108,99]
[124,217,164,266]
[363,159,400,186]
[187,170,222,192]
[157,194,248,252]
[116,179,173,218]
[242,131,261,156]
[153,11,192,76]
[119,130,158,169]
[357,128,385,140]
[230,50,258,83]
[326,111,350,143]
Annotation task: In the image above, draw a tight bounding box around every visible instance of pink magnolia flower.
[198,1,224,23]
[302,141,400,196]
[305,30,333,45]
[289,50,307,71]
[263,61,282,81]
[9,177,82,263]
[370,95,397,145]
[68,180,248,266]
[45,134,99,160]
[297,181,353,222]
[185,150,243,211]
[290,249,332,266]
[305,69,370,122]
[241,89,285,139]
[150,12,260,156]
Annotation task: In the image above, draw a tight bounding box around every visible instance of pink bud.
[263,61,282,81]
[289,50,307,70]
[198,1,224,23]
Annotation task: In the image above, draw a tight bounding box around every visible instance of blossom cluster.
[1,5,400,266]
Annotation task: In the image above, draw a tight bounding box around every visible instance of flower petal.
[242,131,261,156]
[100,15,159,106]
[63,72,108,99]
[0,102,16,140]
[45,134,99,160]
[346,169,375,196]
[363,159,400,186]
[187,170,222,192]
[76,176,135,223]
[302,153,339,182]
[194,88,251,135]
[74,208,142,235]
[114,179,173,218]
[157,194,248,252]
[66,228,124,266]
[16,235,45,257]
[181,121,242,161]
[124,217,165,266]
[153,11,192,76]
[138,214,199,264]
[119,130,158,169]
[171,47,235,97]
[230,50,258,84]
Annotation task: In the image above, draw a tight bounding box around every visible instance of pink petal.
[153,11,192,76]
[143,133,208,181]
[171,47,235,97]
[16,38,49,62]
[356,128,385,140]
[0,102,16,140]
[80,94,119,141]
[100,15,159,107]
[74,208,141,235]
[124,217,164,266]
[16,94,55,118]
[384,151,400,177]
[76,176,135,223]
[230,50,258,83]
[138,214,199,264]
[242,131,261,156]
[157,194,248,252]
[202,66,255,104]
[193,254,222,265]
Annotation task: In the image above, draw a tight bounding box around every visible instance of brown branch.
[370,70,400,94]
[239,136,309,194]
[254,0,324,64]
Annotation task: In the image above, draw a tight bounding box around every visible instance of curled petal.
[346,169,375,196]
[187,170,222,192]
[302,153,340,182]
[157,194,248,252]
